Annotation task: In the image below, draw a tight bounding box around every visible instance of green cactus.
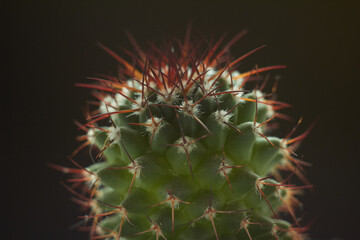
[55,32,312,239]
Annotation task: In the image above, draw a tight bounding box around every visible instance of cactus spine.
[56,32,311,239]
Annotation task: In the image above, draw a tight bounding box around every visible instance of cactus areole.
[56,31,312,239]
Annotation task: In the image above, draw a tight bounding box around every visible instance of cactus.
[54,31,312,239]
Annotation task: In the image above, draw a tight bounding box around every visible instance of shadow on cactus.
[52,29,314,239]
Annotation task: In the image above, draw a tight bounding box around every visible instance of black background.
[4,0,359,239]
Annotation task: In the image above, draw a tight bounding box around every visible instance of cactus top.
[57,32,312,240]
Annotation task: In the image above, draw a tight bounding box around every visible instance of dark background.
[4,0,359,239]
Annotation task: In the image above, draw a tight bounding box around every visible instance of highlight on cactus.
[52,29,314,239]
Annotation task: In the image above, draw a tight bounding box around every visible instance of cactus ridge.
[56,32,312,240]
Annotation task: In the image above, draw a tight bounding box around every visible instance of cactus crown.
[55,31,312,240]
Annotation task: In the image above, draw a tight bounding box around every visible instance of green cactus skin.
[56,32,311,240]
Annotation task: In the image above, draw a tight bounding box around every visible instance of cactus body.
[60,34,310,239]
